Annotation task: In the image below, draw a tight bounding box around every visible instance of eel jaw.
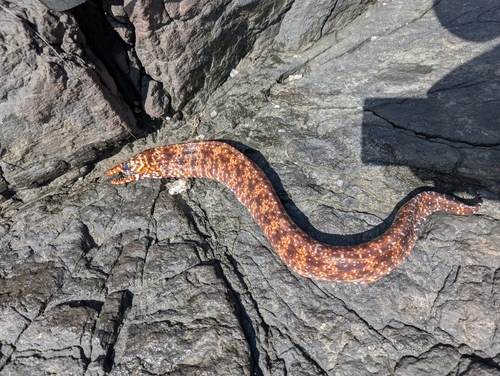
[105,163,140,184]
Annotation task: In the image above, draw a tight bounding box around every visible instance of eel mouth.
[105,163,139,184]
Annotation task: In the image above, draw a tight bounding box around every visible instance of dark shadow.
[362,0,500,197]
[214,256,264,376]
[73,1,141,110]
[72,0,164,136]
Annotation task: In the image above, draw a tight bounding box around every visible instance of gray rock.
[0,0,377,201]
[275,0,374,51]
[141,76,170,119]
[1,0,499,375]
[0,0,136,194]
[108,0,376,111]
[116,0,293,111]
[38,0,86,12]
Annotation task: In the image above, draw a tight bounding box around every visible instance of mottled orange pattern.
[106,141,481,284]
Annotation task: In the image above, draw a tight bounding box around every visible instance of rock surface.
[99,0,375,111]
[0,0,136,194]
[0,0,373,197]
[1,0,500,375]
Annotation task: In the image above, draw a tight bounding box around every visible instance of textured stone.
[38,0,86,11]
[118,0,289,110]
[0,0,136,193]
[141,76,170,119]
[111,0,377,111]
[275,0,374,51]
[0,0,499,375]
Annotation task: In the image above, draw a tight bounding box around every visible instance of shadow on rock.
[362,0,500,195]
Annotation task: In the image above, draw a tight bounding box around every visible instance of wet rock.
[116,0,292,111]
[1,0,499,375]
[141,76,170,119]
[275,0,374,51]
[0,0,136,193]
[103,0,377,111]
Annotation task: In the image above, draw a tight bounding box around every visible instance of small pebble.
[168,179,189,195]
[288,74,302,81]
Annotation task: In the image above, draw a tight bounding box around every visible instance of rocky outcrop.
[0,0,499,375]
[0,0,374,196]
[0,0,136,194]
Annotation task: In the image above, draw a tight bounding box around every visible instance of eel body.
[106,141,481,284]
